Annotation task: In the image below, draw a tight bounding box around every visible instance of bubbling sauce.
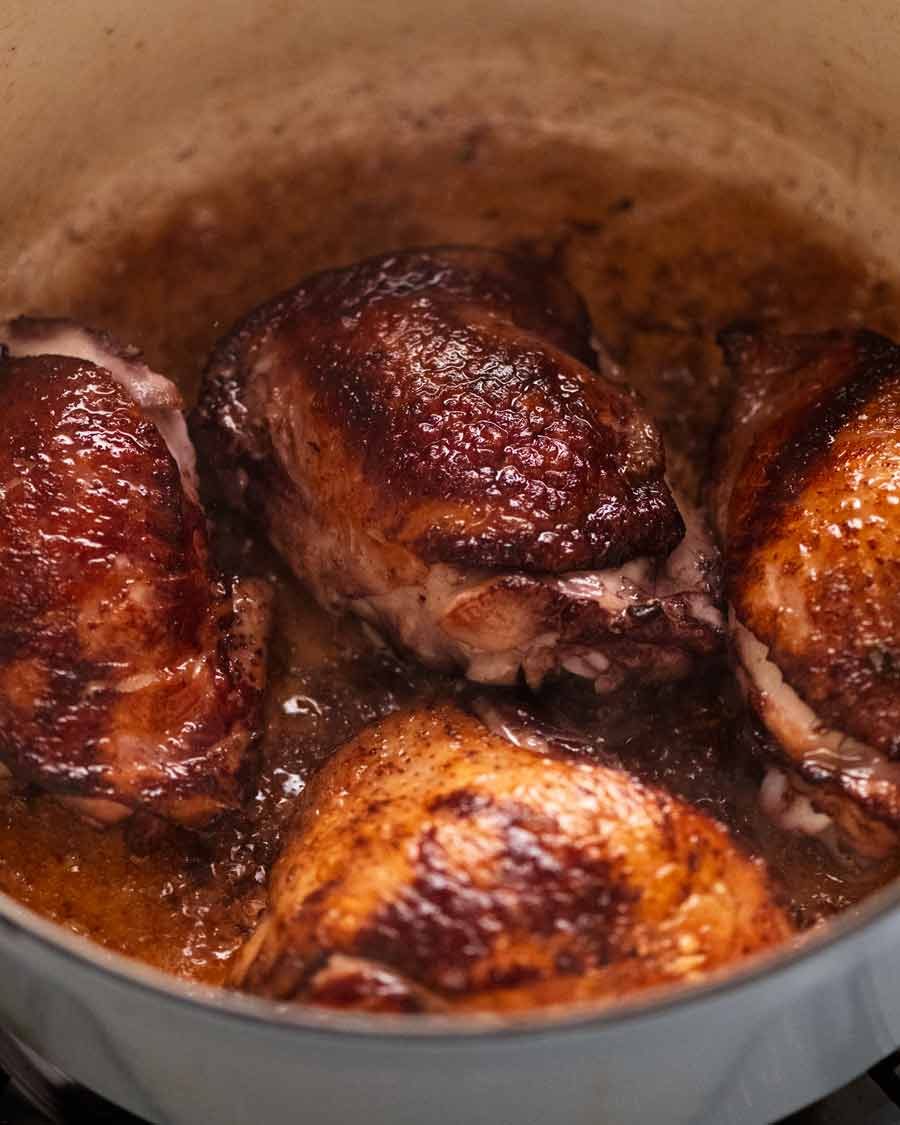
[1,122,899,985]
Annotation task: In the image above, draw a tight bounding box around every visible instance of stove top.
[0,1036,898,1124]
[0,1032,143,1125]
[786,1055,900,1124]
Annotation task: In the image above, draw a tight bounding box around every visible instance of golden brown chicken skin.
[231,704,791,1013]
[715,327,900,858]
[0,319,270,827]
[193,248,723,694]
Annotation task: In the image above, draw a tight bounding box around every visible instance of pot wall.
[1,899,900,1124]
[3,1,900,256]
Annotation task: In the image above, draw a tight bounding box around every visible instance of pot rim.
[0,850,896,1043]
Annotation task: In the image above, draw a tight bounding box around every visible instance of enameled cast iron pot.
[4,3,900,1121]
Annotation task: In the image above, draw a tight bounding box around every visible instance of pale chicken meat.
[193,248,722,694]
[231,703,791,1012]
[714,327,900,858]
[0,318,270,826]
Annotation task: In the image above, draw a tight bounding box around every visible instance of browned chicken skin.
[231,703,791,1012]
[714,328,900,858]
[194,248,722,694]
[0,318,270,827]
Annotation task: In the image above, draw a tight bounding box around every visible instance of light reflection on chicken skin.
[715,327,900,859]
[0,319,270,827]
[193,248,723,697]
[231,704,791,1013]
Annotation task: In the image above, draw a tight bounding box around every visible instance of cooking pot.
[3,2,900,1122]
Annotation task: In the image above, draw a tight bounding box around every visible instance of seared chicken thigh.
[194,248,722,694]
[231,703,790,1012]
[715,328,900,858]
[0,318,270,826]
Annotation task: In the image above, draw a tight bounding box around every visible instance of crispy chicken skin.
[193,247,722,693]
[714,327,900,857]
[231,703,791,1012]
[0,318,270,827]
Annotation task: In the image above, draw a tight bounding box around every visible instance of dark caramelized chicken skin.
[0,319,270,826]
[194,248,722,694]
[715,328,900,858]
[231,704,791,1012]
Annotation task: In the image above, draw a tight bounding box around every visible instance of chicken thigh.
[0,318,270,827]
[231,703,790,1012]
[715,327,900,858]
[193,248,722,694]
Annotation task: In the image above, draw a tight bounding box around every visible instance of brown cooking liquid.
[1,127,899,987]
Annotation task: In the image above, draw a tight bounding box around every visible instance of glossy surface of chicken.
[194,248,722,694]
[715,328,900,858]
[0,318,270,826]
[231,703,791,1012]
